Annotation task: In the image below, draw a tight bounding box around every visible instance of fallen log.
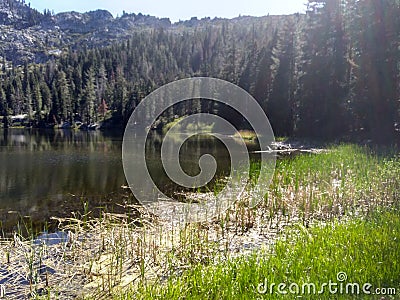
[251,148,328,156]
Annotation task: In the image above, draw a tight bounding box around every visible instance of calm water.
[0,129,245,230]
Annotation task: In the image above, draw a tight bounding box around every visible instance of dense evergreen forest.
[0,0,399,144]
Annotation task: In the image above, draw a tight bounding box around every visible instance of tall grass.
[119,144,400,299]
[123,208,400,299]
[262,144,400,225]
[1,144,399,299]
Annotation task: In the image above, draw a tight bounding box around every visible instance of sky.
[28,0,307,22]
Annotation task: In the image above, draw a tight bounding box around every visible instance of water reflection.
[0,129,258,231]
[0,129,126,230]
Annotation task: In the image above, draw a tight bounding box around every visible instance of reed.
[0,144,398,299]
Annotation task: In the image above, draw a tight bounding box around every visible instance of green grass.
[233,130,258,142]
[162,116,215,134]
[3,144,398,298]
[110,144,400,299]
[263,144,400,224]
[121,208,400,299]
[275,136,288,142]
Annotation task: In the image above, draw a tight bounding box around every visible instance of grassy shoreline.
[0,144,399,299]
[129,208,400,299]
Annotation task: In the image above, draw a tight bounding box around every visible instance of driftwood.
[252,141,328,157]
[253,149,327,155]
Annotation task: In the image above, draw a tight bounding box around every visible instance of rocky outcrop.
[0,0,279,65]
[0,0,175,64]
[54,10,114,33]
[0,0,43,29]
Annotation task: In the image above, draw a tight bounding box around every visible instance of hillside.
[0,0,287,65]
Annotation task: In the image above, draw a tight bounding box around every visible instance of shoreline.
[0,144,398,298]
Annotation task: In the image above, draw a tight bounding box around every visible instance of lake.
[0,129,256,232]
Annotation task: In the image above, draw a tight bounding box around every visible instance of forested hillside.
[0,0,399,143]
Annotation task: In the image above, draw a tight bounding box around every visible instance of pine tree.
[347,0,399,143]
[295,0,348,138]
[55,70,71,122]
[98,99,108,121]
[267,17,298,136]
[82,68,96,124]
[113,71,128,123]
[0,86,7,128]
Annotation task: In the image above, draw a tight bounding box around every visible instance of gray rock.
[0,0,282,65]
